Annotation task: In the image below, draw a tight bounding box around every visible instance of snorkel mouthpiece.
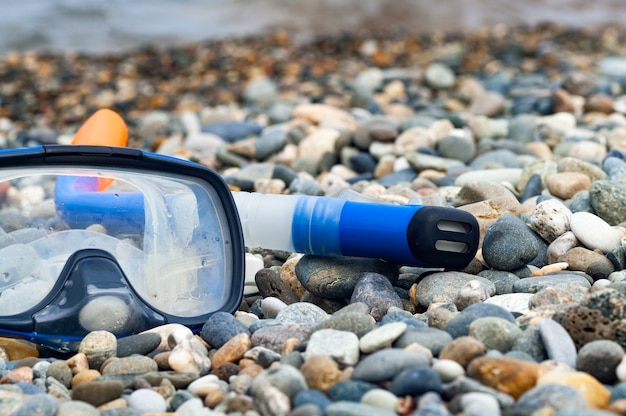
[33,249,165,344]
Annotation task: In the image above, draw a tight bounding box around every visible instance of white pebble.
[591,279,612,292]
[187,374,220,395]
[305,328,360,366]
[433,359,465,382]
[127,388,167,413]
[361,388,398,412]
[484,293,533,314]
[460,392,501,416]
[261,297,287,319]
[359,322,407,353]
[570,212,621,253]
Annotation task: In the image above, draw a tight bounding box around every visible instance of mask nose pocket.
[33,249,165,339]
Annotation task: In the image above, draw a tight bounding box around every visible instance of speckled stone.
[412,272,495,307]
[589,180,626,226]
[350,272,403,321]
[78,331,117,370]
[528,199,572,243]
[309,311,376,338]
[468,317,523,353]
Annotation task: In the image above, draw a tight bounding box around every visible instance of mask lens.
[0,166,238,322]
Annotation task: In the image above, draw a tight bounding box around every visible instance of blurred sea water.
[0,0,624,55]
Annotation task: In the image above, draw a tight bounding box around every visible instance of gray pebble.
[309,311,375,337]
[200,311,251,348]
[414,271,495,308]
[393,327,452,356]
[326,400,397,416]
[513,274,591,293]
[576,339,625,384]
[482,214,539,271]
[275,302,328,326]
[57,400,100,416]
[444,303,516,339]
[351,349,430,383]
[539,319,577,369]
[11,393,58,416]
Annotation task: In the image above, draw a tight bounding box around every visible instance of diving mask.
[0,145,245,351]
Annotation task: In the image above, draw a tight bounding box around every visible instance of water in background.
[0,0,624,55]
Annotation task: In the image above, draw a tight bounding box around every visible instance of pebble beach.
[4,19,626,416]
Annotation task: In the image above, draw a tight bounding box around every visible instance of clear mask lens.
[0,166,237,320]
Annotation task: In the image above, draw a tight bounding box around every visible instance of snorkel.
[60,109,480,269]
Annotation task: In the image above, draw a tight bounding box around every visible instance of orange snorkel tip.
[72,109,129,191]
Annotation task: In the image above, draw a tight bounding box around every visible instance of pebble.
[71,380,124,407]
[200,311,250,348]
[389,365,443,397]
[513,383,587,414]
[351,349,430,382]
[78,331,117,370]
[469,317,523,353]
[576,340,625,384]
[528,199,573,243]
[350,272,403,321]
[412,272,495,307]
[570,211,622,253]
[115,333,161,358]
[305,328,360,366]
[538,318,578,369]
[359,322,407,353]
[127,388,167,413]
[483,214,540,271]
[445,303,516,338]
[393,326,453,356]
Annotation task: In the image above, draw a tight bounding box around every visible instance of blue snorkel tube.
[56,174,479,269]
